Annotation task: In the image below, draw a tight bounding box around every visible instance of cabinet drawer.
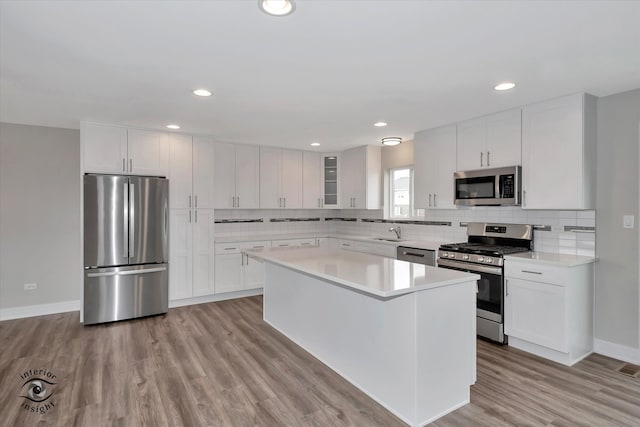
[505,261,567,285]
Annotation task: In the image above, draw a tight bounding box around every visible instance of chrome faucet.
[389,226,402,240]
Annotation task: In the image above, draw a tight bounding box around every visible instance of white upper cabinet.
[214,142,260,209]
[302,151,323,208]
[456,108,521,171]
[521,93,596,210]
[170,135,214,209]
[414,125,457,209]
[341,145,381,209]
[321,154,341,208]
[82,123,169,176]
[259,147,302,209]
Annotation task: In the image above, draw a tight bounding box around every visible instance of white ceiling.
[1,0,639,151]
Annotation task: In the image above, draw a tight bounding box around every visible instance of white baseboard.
[594,338,640,364]
[169,288,263,308]
[0,300,80,321]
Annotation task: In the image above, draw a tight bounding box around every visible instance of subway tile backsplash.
[214,207,596,257]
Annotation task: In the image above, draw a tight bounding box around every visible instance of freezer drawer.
[84,263,168,325]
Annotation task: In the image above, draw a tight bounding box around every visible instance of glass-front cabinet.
[321,154,340,208]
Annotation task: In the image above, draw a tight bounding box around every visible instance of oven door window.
[476,272,503,316]
[455,176,495,200]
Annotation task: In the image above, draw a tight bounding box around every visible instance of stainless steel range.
[437,223,533,343]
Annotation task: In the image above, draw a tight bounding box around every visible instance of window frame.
[388,166,416,219]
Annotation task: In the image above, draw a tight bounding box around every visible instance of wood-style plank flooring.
[0,296,638,426]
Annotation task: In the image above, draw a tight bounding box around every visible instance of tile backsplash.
[214,207,596,257]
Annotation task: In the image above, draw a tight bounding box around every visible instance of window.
[389,167,413,218]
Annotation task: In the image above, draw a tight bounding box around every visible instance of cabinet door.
[192,210,215,297]
[321,154,340,208]
[235,145,260,209]
[127,129,170,176]
[486,108,521,168]
[505,277,567,352]
[522,94,584,209]
[214,142,236,208]
[169,210,192,300]
[192,136,215,209]
[259,147,282,209]
[302,151,322,208]
[169,134,193,209]
[214,253,244,294]
[415,125,457,209]
[340,148,358,208]
[350,147,367,209]
[281,149,302,209]
[244,256,265,290]
[82,123,128,174]
[456,118,485,171]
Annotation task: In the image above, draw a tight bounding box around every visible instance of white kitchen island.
[246,246,479,426]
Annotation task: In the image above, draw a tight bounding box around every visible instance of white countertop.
[504,251,598,267]
[216,232,445,250]
[246,246,479,298]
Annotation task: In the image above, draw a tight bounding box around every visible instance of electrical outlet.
[623,215,635,229]
[24,283,37,291]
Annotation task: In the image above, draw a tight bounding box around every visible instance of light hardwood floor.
[0,296,638,426]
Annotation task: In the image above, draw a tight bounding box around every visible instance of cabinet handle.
[195,210,198,223]
[189,195,191,208]
[487,151,490,166]
[480,152,484,167]
[224,247,237,250]
[321,197,324,207]
[237,196,240,208]
[505,279,509,296]
[189,210,191,223]
[129,158,132,172]
[434,193,437,207]
[284,198,286,208]
[522,190,526,206]
[521,270,542,275]
[241,253,244,266]
[122,158,126,172]
[195,195,198,208]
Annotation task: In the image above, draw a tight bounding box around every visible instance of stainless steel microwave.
[454,166,521,206]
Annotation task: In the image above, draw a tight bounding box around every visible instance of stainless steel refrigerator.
[83,174,169,325]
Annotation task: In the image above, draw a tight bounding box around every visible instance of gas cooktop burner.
[439,242,530,257]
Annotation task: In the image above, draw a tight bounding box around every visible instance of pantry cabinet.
[521,93,596,209]
[82,123,169,176]
[504,257,594,366]
[169,209,215,300]
[457,108,521,170]
[169,134,215,209]
[260,147,303,209]
[414,125,457,209]
[302,151,323,208]
[340,145,382,209]
[213,142,260,209]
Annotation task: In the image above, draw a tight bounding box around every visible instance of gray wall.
[595,89,640,349]
[0,123,80,309]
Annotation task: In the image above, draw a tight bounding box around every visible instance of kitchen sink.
[372,237,406,242]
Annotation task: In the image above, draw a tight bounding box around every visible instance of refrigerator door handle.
[87,266,168,278]
[123,182,129,258]
[129,182,135,258]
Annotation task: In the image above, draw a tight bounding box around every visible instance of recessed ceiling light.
[310,142,321,146]
[374,122,388,127]
[381,137,402,146]
[166,124,180,130]
[193,89,212,97]
[258,0,296,16]
[494,82,516,91]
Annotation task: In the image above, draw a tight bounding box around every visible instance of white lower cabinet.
[504,259,593,366]
[169,209,215,300]
[214,241,271,293]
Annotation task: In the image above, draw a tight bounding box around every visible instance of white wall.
[0,123,81,313]
[595,89,640,352]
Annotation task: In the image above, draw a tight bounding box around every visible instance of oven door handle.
[437,258,503,276]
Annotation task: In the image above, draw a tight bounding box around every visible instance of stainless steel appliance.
[454,165,521,206]
[83,174,169,325]
[437,223,533,343]
[397,246,436,266]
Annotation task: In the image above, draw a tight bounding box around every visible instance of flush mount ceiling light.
[494,82,516,91]
[374,122,388,127]
[381,137,402,146]
[193,89,212,97]
[258,0,296,16]
[166,124,180,130]
[310,142,320,146]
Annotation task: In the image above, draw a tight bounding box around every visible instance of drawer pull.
[224,247,237,251]
[252,245,265,249]
[522,270,542,275]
